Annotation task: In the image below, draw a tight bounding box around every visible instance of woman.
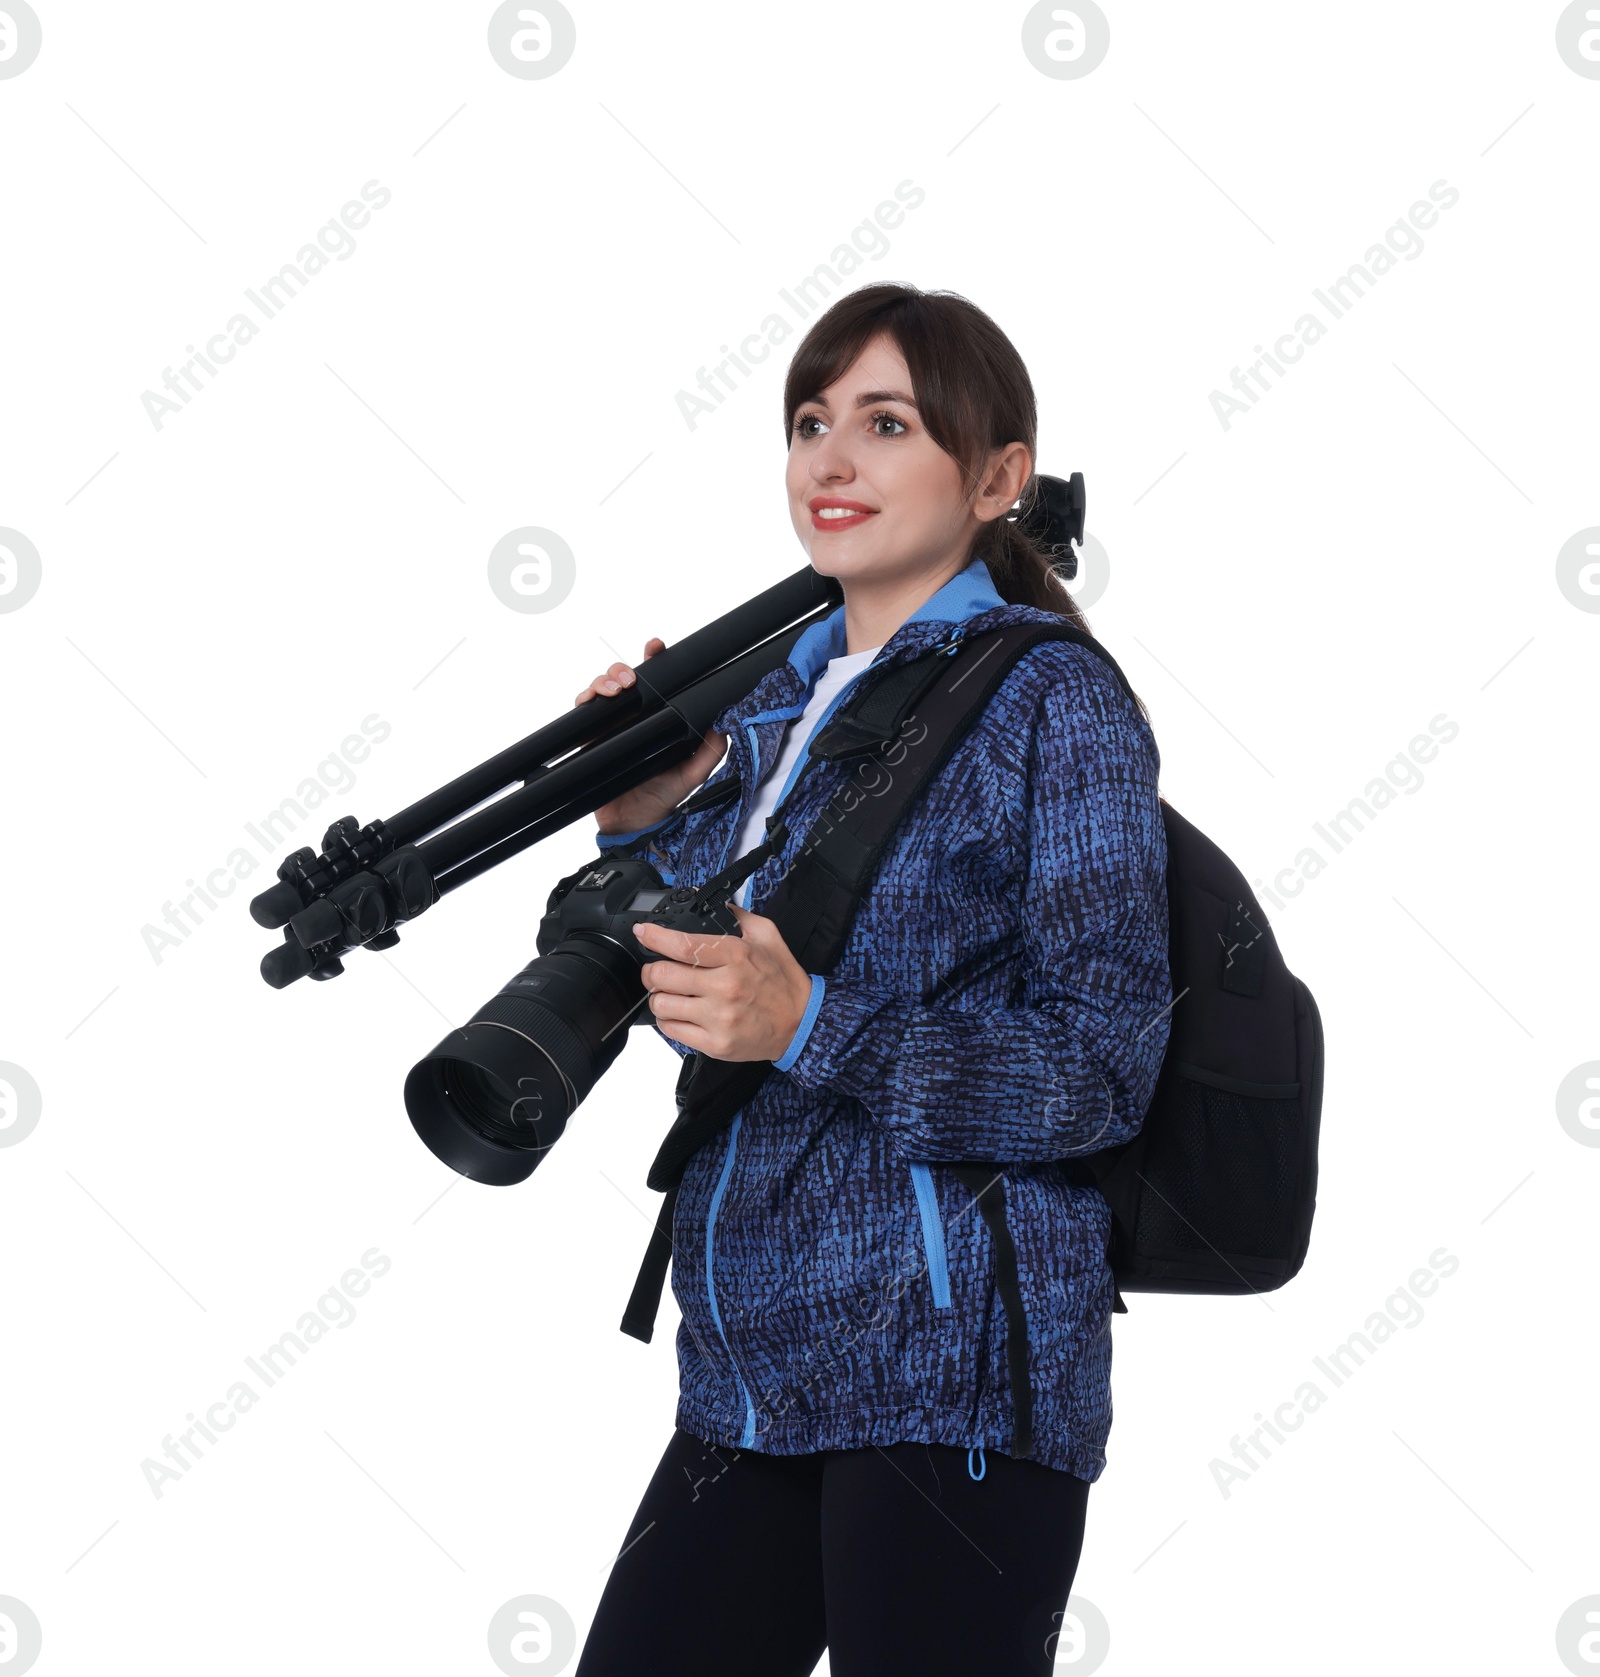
[571,283,1172,1677]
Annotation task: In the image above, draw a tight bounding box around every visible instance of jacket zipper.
[697,639,963,1440]
[909,1163,952,1308]
[685,714,793,1452]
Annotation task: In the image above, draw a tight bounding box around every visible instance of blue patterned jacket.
[595,557,1172,1480]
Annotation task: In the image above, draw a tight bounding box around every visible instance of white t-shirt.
[732,643,883,906]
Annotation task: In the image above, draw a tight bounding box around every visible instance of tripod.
[249,565,842,988]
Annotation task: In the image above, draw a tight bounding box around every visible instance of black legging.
[574,1427,1092,1676]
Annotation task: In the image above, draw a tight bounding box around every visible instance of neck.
[839,555,969,654]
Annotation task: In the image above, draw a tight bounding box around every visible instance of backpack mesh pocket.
[1132,1068,1303,1263]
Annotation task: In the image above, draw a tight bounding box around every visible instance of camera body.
[534,855,742,975]
[404,855,742,1185]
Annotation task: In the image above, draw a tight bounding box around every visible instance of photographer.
[572,283,1172,1677]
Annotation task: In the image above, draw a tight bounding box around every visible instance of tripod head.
[1012,471,1086,580]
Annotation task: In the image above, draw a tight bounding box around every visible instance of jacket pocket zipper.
[947,1164,1035,1462]
[707,1116,759,1447]
[909,1163,952,1309]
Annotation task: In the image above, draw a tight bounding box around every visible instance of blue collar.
[784,556,1007,691]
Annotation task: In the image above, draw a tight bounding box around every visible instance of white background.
[2,3,1596,1673]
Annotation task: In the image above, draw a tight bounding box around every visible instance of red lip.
[808,497,878,532]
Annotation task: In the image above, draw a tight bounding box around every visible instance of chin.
[800,542,885,582]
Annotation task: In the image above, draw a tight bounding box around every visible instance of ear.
[975,441,1034,523]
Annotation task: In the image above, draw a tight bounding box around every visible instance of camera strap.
[618,619,1134,1346]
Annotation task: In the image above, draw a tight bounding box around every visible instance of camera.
[403,855,742,1186]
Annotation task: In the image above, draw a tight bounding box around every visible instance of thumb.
[689,729,726,776]
[726,903,790,959]
[725,901,767,939]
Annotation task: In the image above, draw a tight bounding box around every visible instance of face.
[785,333,1022,590]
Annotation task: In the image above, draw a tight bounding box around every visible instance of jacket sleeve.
[593,805,691,879]
[779,649,1173,1163]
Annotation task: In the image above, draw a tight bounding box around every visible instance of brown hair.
[781,282,1148,721]
[784,280,1080,592]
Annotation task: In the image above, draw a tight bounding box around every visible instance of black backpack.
[1079,794,1323,1304]
[620,620,1323,1449]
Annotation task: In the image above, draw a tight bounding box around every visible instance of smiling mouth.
[810,502,878,530]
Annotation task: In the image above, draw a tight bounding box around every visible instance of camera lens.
[442,1061,534,1146]
[404,930,645,1185]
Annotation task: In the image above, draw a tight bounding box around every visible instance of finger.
[593,667,636,697]
[641,953,729,997]
[651,1011,709,1052]
[647,987,709,1027]
[639,939,724,983]
[635,922,737,968]
[641,988,686,1035]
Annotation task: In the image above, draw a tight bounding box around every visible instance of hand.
[634,903,814,1063]
[577,636,727,835]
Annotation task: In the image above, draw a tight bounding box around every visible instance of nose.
[807,425,855,486]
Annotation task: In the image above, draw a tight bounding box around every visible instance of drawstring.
[967,1446,986,1481]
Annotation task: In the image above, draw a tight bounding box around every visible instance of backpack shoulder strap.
[768,620,1125,970]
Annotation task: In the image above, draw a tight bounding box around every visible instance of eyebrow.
[798,387,919,412]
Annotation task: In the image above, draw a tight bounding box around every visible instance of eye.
[792,409,825,441]
[871,409,908,437]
